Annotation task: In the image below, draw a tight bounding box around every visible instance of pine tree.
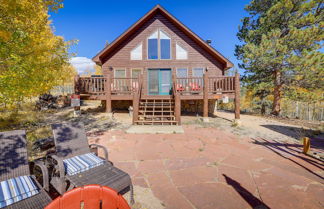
[236,0,323,115]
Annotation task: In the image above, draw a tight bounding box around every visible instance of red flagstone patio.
[89,125,324,209]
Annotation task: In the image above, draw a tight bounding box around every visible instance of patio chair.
[47,122,134,203]
[0,130,51,209]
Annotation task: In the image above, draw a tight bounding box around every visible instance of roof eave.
[93,4,233,70]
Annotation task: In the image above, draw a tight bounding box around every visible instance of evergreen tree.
[236,0,323,115]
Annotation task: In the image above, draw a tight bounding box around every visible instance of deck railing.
[77,75,236,96]
[78,77,139,95]
[175,76,235,95]
[208,76,235,93]
[112,78,139,94]
[79,77,106,94]
[175,77,203,94]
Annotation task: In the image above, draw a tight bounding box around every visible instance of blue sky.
[50,0,250,74]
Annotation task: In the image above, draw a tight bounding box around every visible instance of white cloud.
[69,57,95,75]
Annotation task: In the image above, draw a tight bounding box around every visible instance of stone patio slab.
[89,124,323,209]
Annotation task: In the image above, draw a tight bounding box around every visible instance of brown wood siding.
[102,11,225,95]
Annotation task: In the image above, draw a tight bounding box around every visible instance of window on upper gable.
[131,43,142,60]
[176,43,188,60]
[160,30,171,59]
[148,31,158,60]
[147,29,171,60]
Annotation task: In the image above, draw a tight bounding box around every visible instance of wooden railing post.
[175,92,181,125]
[105,74,112,113]
[203,73,209,119]
[234,73,240,120]
[132,92,139,124]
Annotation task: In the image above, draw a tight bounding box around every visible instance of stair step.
[139,103,174,107]
[139,110,174,113]
[142,115,175,118]
[135,98,177,125]
[135,120,178,125]
[139,106,174,109]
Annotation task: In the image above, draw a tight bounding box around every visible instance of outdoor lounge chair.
[0,130,51,209]
[47,122,134,203]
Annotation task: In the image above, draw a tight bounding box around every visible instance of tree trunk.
[261,102,266,115]
[271,70,282,116]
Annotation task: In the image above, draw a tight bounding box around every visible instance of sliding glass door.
[148,68,172,95]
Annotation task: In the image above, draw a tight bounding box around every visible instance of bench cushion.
[0,176,39,208]
[63,153,105,176]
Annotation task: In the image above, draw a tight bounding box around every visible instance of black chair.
[0,130,51,209]
[47,122,134,204]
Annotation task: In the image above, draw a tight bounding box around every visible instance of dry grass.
[0,103,56,159]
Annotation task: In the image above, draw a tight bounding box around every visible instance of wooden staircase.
[135,99,178,125]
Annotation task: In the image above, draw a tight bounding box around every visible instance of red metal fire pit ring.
[45,185,130,209]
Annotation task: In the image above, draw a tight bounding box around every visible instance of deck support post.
[73,75,81,116]
[203,73,209,121]
[175,93,181,125]
[105,74,112,113]
[133,92,139,125]
[234,73,240,120]
[132,75,141,125]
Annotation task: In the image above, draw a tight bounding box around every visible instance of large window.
[131,43,142,60]
[193,68,204,77]
[176,43,188,60]
[147,30,171,60]
[148,31,158,59]
[176,68,188,78]
[114,69,126,78]
[160,30,171,59]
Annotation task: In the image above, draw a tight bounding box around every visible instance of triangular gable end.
[92,5,233,70]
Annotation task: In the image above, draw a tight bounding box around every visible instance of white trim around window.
[131,68,143,78]
[147,30,159,60]
[130,42,143,60]
[114,68,126,78]
[176,42,188,60]
[192,67,205,77]
[176,67,188,78]
[159,29,172,60]
[147,29,172,60]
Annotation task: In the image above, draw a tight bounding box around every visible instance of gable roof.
[92,5,233,70]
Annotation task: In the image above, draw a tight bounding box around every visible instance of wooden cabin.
[75,5,240,125]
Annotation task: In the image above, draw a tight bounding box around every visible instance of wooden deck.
[74,73,240,124]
